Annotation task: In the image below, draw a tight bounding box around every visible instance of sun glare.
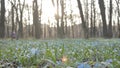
[5,0,79,26]
[41,0,56,24]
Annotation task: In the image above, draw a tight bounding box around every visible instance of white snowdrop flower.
[117,61,120,64]
[16,47,18,50]
[113,49,117,52]
[51,49,54,53]
[89,49,93,53]
[56,61,61,65]
[26,54,31,58]
[106,59,113,63]
[81,49,83,52]
[30,48,39,55]
[15,46,19,50]
[72,52,75,55]
[59,48,62,52]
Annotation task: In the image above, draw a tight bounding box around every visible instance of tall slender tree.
[26,5,31,37]
[11,6,15,33]
[9,0,25,39]
[77,0,88,38]
[108,0,113,38]
[98,0,108,38]
[93,0,96,37]
[9,0,17,38]
[70,0,74,38]
[33,0,42,39]
[0,0,5,38]
[64,0,68,38]
[84,0,89,37]
[56,0,61,38]
[60,0,65,38]
[17,0,25,38]
[115,0,120,38]
[90,0,93,37]
[52,0,65,38]
[90,0,96,37]
[54,0,60,38]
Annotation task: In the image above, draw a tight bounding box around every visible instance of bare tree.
[60,0,65,38]
[0,0,5,38]
[6,11,11,37]
[26,5,31,37]
[9,0,25,39]
[10,0,17,34]
[33,0,42,39]
[11,4,15,33]
[90,0,93,37]
[115,0,120,38]
[84,0,89,37]
[69,0,74,38]
[17,0,25,38]
[64,0,68,38]
[52,0,60,38]
[108,0,113,38]
[93,0,96,37]
[98,0,108,38]
[77,0,88,38]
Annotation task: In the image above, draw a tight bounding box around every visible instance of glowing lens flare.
[61,56,68,62]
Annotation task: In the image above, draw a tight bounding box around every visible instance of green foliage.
[0,39,120,67]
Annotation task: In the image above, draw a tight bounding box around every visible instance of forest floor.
[0,39,120,68]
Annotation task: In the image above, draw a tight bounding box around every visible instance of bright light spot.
[61,56,68,62]
[41,0,56,24]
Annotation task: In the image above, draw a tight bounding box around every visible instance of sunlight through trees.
[0,0,120,39]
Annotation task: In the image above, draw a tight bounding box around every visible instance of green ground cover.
[0,39,120,68]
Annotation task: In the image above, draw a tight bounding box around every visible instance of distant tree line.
[0,0,120,39]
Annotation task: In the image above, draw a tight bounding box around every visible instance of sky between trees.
[5,0,118,26]
[0,0,119,39]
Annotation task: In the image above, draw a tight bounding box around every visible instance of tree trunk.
[27,6,31,37]
[33,0,42,39]
[15,8,19,39]
[98,0,108,38]
[65,12,68,38]
[93,0,96,37]
[11,6,15,33]
[40,0,43,38]
[90,0,93,37]
[64,0,67,38]
[77,0,88,38]
[115,0,120,38]
[108,0,113,38]
[0,0,5,38]
[19,0,25,38]
[18,11,23,38]
[60,0,65,38]
[56,0,60,38]
[84,0,89,38]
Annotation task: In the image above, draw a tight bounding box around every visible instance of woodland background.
[0,0,120,39]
